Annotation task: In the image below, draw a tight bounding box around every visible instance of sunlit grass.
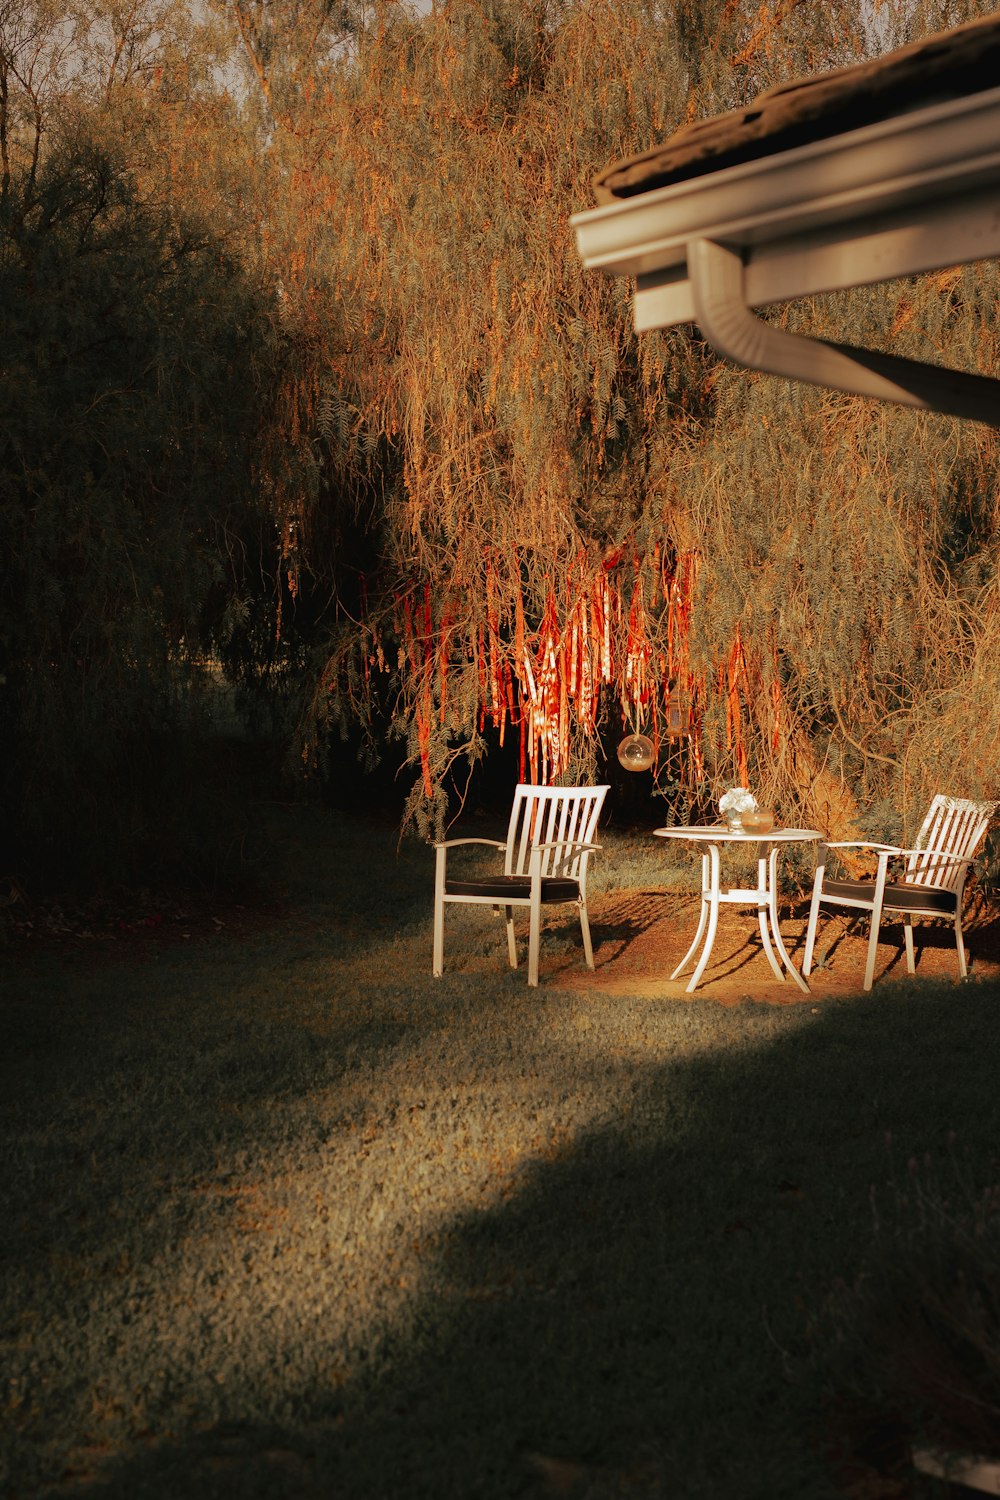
[2,803,999,1499]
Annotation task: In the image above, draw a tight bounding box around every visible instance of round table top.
[654,824,822,844]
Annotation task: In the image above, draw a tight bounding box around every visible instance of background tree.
[0,2,277,885]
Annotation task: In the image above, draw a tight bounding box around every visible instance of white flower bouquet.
[718,786,758,827]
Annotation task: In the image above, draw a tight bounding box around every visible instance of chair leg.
[504,907,518,968]
[903,917,916,974]
[528,880,543,987]
[864,854,891,993]
[862,920,881,993]
[802,868,825,977]
[954,909,969,979]
[579,898,595,969]
[432,847,447,977]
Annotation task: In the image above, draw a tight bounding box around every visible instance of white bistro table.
[654,826,822,994]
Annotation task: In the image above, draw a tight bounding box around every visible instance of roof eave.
[571,84,1000,425]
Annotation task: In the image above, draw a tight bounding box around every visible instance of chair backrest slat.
[544,793,562,874]
[505,784,609,881]
[907,794,996,891]
[508,789,535,876]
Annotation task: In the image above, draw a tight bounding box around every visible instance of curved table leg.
[756,851,786,983]
[686,844,721,993]
[670,852,711,980]
[766,844,810,992]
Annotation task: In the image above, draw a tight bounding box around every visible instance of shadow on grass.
[9,971,997,1500]
[797,905,1000,994]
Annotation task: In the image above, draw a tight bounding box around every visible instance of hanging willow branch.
[255,0,1000,839]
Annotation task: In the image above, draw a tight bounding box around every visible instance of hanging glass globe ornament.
[617,733,654,772]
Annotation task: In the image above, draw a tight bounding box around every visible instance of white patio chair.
[432,784,609,987]
[802,794,997,992]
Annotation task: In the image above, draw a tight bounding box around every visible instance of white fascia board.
[571,84,1000,326]
[632,184,1000,330]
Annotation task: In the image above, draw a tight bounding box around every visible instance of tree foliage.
[0,15,276,882]
[2,0,998,887]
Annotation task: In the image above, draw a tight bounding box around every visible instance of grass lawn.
[2,801,998,1499]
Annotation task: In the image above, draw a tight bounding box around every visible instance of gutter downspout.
[687,238,1000,427]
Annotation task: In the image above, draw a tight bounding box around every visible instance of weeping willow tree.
[4,0,998,885]
[257,0,1000,839]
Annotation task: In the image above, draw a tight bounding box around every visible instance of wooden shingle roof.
[595,10,1000,202]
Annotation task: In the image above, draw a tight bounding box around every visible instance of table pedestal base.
[670,844,809,994]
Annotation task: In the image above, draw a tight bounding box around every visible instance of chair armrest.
[825,839,969,866]
[823,840,903,854]
[433,837,507,850]
[528,841,602,882]
[526,842,602,891]
[434,838,506,886]
[896,844,970,864]
[532,840,602,855]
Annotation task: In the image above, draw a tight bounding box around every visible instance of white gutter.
[571,84,1000,424]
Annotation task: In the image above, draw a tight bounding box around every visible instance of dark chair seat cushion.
[822,878,957,915]
[445,875,581,903]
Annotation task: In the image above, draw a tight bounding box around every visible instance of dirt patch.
[558,888,1000,1004]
